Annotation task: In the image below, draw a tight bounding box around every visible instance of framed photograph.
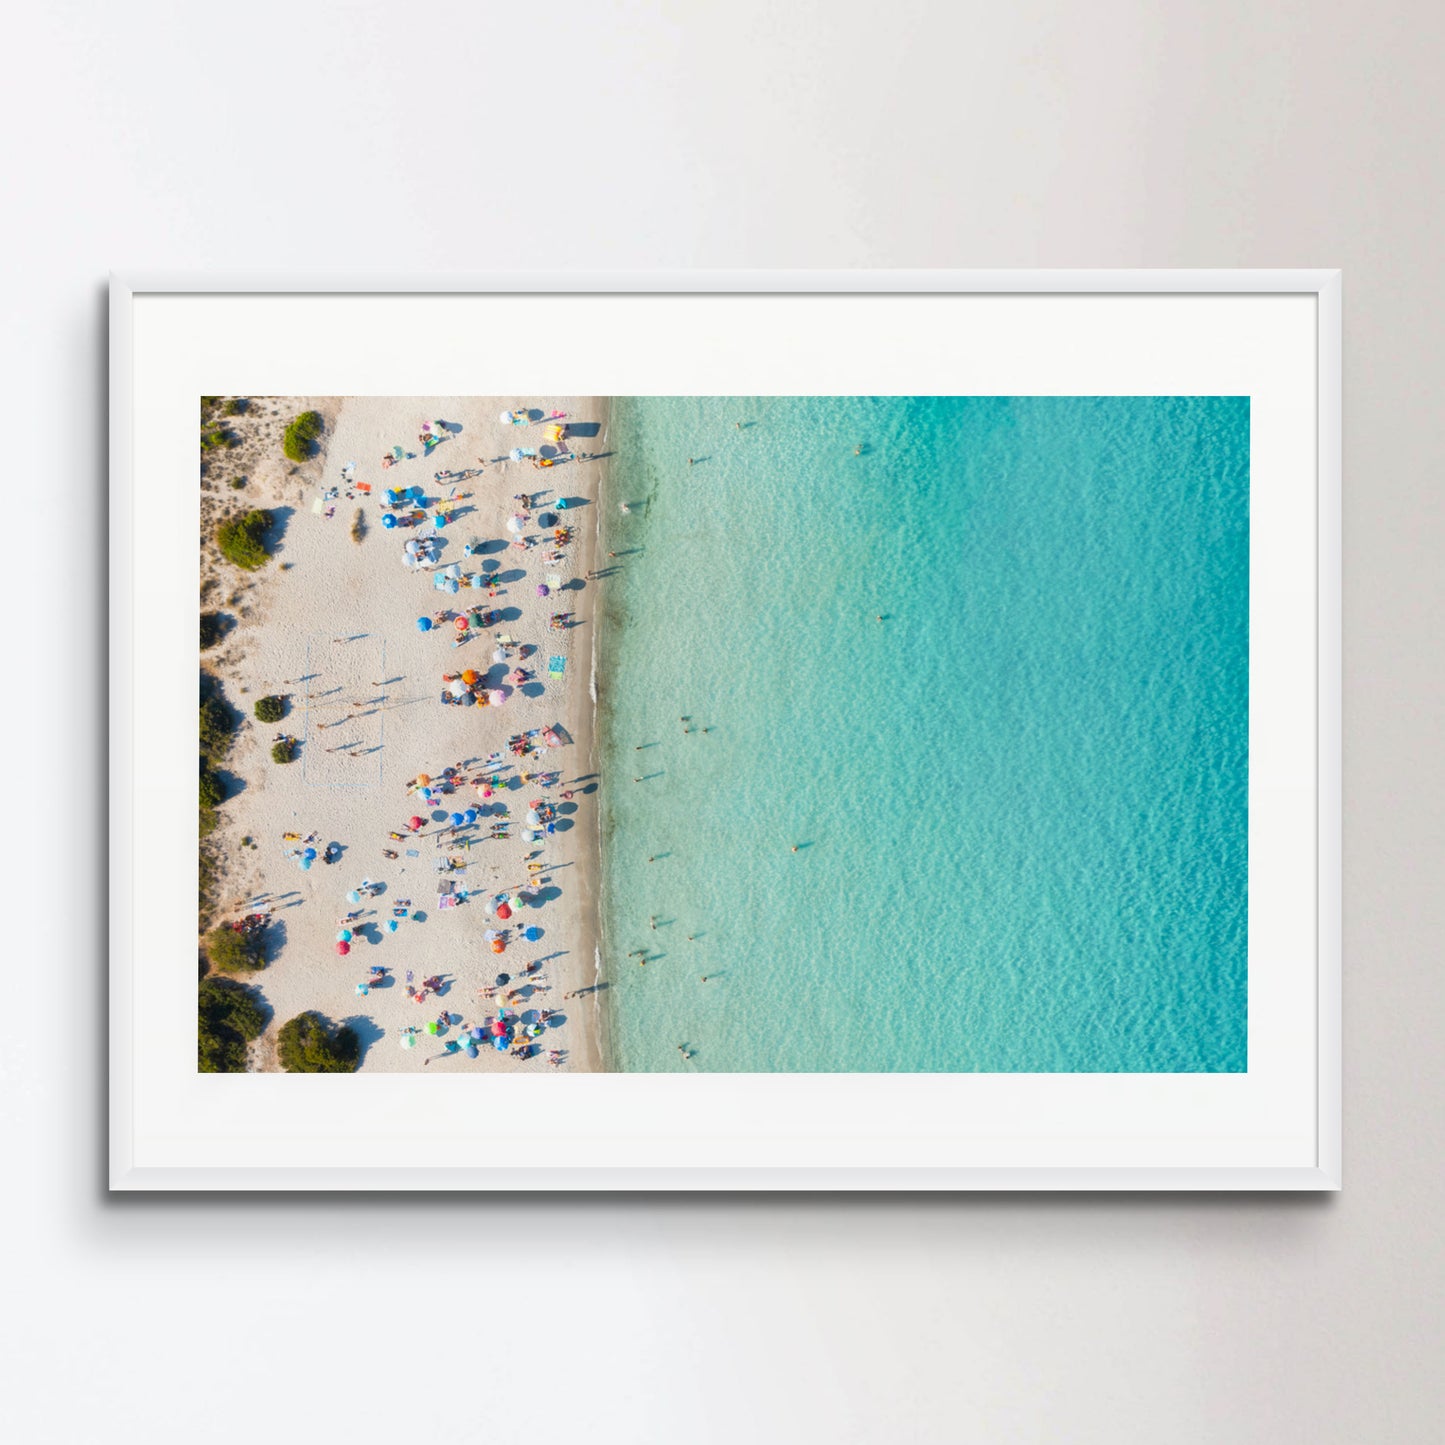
[110,271,1340,1190]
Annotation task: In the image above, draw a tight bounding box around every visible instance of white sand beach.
[201,396,607,1071]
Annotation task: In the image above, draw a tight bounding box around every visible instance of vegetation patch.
[254,694,286,723]
[216,508,274,570]
[200,611,224,650]
[271,737,298,765]
[282,410,324,463]
[205,924,266,975]
[278,1012,360,1073]
[198,976,266,1072]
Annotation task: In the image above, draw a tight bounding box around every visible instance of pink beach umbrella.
[489,689,507,705]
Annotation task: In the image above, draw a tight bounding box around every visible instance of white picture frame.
[110,270,1341,1191]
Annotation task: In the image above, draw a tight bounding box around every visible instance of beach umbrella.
[523,926,541,942]
[347,890,361,904]
[461,669,478,685]
[496,902,512,921]
[465,1044,479,1058]
[303,848,317,861]
[495,972,510,985]
[506,514,527,534]
[336,929,353,942]
[499,409,513,424]
[493,1034,508,1051]
[464,808,478,825]
[416,617,432,633]
[408,816,423,830]
[536,584,549,598]
[426,1020,439,1036]
[300,858,312,870]
[489,689,506,705]
[355,983,369,996]
[448,679,467,697]
[491,1019,507,1036]
[387,919,398,933]
[471,1026,485,1041]
[400,1032,415,1050]
[417,773,431,785]
[509,448,525,462]
[491,938,505,954]
[335,941,350,956]
[419,787,432,800]
[381,513,396,530]
[526,810,542,827]
[450,811,465,826]
[492,648,507,663]
[443,577,459,594]
[454,615,468,631]
[538,511,557,528]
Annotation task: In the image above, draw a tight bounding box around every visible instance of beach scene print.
[198,395,1249,1074]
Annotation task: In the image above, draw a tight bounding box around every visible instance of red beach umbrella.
[491,1020,507,1036]
[496,902,513,921]
[335,941,350,956]
[408,816,424,830]
[454,615,468,630]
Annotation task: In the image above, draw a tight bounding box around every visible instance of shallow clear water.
[598,396,1248,1072]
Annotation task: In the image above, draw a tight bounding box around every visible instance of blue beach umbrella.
[387,919,398,933]
[450,811,465,827]
[299,858,312,871]
[465,1044,479,1058]
[464,809,478,825]
[416,616,432,633]
[382,513,396,530]
[303,848,317,861]
[347,890,361,905]
[336,929,353,942]
[523,926,541,942]
[493,1034,508,1052]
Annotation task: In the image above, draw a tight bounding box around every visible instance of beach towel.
[405,849,420,858]
[548,656,566,677]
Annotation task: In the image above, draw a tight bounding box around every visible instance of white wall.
[2,2,1440,1440]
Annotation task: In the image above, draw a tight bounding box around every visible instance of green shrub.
[199,694,236,762]
[200,611,224,650]
[229,476,246,489]
[205,924,265,974]
[225,397,247,417]
[198,976,266,1072]
[254,694,286,723]
[216,509,273,570]
[278,1012,359,1073]
[271,738,297,765]
[199,764,225,809]
[282,410,324,463]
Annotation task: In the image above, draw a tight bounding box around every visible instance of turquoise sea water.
[597,397,1249,1072]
